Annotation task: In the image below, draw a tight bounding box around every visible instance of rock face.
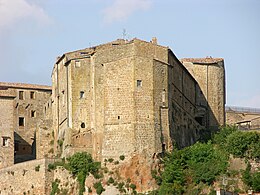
[84,153,159,194]
[117,154,158,192]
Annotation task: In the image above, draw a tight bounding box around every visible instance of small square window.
[31,110,36,118]
[137,80,142,87]
[2,137,8,147]
[19,91,24,100]
[80,91,85,99]
[19,117,24,126]
[30,91,35,99]
[75,61,81,68]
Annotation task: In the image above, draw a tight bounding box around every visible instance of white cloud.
[0,0,50,30]
[102,0,152,24]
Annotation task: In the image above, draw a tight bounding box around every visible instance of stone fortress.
[0,38,226,193]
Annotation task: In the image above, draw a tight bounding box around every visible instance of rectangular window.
[75,61,81,68]
[80,91,85,99]
[31,110,36,118]
[2,137,8,147]
[30,91,35,99]
[137,80,142,87]
[19,91,24,100]
[19,117,25,126]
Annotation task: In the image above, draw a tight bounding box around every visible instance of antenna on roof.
[122,29,126,40]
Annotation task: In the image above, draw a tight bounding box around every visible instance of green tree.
[183,142,228,184]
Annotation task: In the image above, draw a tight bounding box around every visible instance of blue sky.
[0,0,259,107]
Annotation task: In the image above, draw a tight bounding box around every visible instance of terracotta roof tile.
[0,82,52,91]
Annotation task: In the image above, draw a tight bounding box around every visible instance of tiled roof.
[181,57,224,64]
[0,82,52,91]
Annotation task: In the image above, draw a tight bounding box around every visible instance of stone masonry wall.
[14,88,51,156]
[182,59,225,129]
[50,38,225,161]
[0,158,55,195]
[0,97,14,169]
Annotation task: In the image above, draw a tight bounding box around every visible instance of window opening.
[80,91,85,99]
[30,91,35,99]
[81,122,85,128]
[2,137,8,147]
[137,80,142,87]
[19,91,24,100]
[19,117,25,126]
[75,61,81,68]
[31,110,36,118]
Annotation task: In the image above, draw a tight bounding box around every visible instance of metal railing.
[226,106,260,114]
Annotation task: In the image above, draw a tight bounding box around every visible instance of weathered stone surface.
[50,38,226,160]
[0,158,55,195]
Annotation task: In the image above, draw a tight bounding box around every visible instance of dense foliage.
[154,126,260,194]
[49,152,101,195]
[157,142,228,194]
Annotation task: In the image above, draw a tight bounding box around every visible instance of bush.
[57,139,63,147]
[130,183,136,191]
[50,180,60,195]
[252,172,260,192]
[108,158,114,163]
[119,155,125,161]
[107,177,114,184]
[213,125,237,146]
[183,142,228,184]
[67,152,101,195]
[226,131,260,158]
[93,182,105,195]
[35,165,40,172]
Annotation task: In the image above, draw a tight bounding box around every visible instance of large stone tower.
[49,39,225,161]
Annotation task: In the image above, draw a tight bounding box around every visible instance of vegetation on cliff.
[153,126,260,194]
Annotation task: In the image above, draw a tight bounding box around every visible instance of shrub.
[93,181,105,195]
[213,125,237,146]
[107,177,114,184]
[183,142,228,184]
[57,139,63,147]
[252,172,260,192]
[130,183,136,191]
[226,131,259,158]
[50,180,60,195]
[35,165,40,172]
[119,155,125,161]
[108,158,114,163]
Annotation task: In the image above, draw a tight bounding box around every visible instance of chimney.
[151,37,157,45]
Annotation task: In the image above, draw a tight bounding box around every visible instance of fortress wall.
[0,97,14,168]
[168,55,200,148]
[102,57,135,158]
[182,60,225,129]
[207,62,225,127]
[0,158,55,195]
[153,60,168,152]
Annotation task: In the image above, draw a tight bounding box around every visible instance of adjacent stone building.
[0,82,51,167]
[226,106,260,130]
[181,58,226,129]
[49,38,225,161]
